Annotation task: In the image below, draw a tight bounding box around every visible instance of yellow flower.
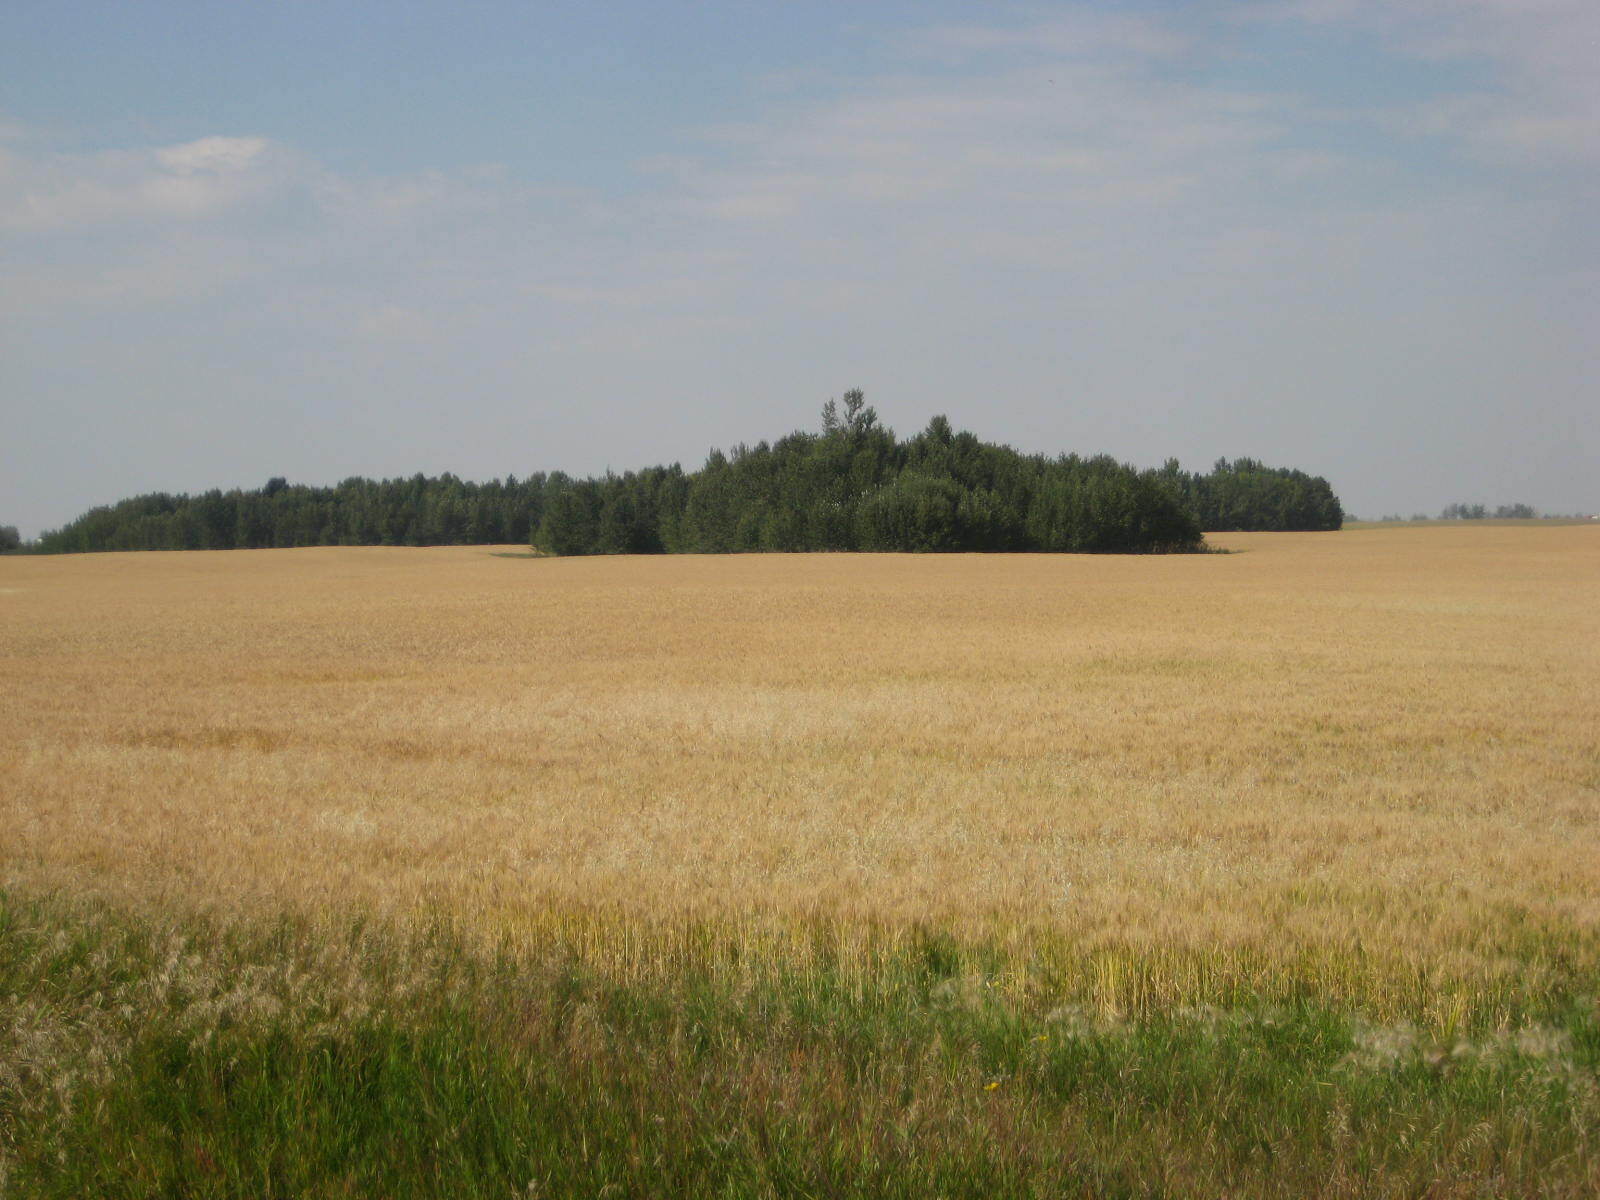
[984,1080,1001,1091]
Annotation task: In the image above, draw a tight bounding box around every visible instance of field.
[3,526,1599,1196]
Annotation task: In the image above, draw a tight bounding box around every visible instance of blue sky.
[3,1,1596,536]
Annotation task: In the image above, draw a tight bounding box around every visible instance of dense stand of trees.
[1156,457,1342,532]
[28,393,1349,555]
[532,398,1202,555]
[32,474,550,555]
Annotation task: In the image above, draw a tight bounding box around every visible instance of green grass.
[2,891,1597,1198]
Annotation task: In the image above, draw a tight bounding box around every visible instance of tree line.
[29,474,547,555]
[24,393,1344,555]
[1155,457,1343,533]
[1439,503,1536,520]
[1369,504,1583,522]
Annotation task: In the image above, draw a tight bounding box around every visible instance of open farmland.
[3,526,1599,1196]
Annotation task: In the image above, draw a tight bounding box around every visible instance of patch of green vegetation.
[2,890,1596,1198]
[1344,518,1596,529]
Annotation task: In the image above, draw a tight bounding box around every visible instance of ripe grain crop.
[3,527,1599,1012]
[3,527,1599,1195]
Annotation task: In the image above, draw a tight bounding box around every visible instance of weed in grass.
[3,891,1599,1197]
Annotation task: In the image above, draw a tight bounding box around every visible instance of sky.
[2,0,1595,537]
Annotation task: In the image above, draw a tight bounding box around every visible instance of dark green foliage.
[29,393,1351,555]
[0,525,20,552]
[535,395,1205,555]
[32,473,551,554]
[1158,457,1344,532]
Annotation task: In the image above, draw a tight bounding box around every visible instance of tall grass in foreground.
[4,890,1597,1198]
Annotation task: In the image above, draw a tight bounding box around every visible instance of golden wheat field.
[3,526,1598,1015]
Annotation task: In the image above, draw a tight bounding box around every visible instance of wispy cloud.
[155,135,269,175]
[905,12,1192,61]
[0,132,287,233]
[666,37,1295,284]
[1253,0,1600,165]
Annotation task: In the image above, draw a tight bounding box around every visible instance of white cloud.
[0,134,284,232]
[671,46,1290,262]
[155,135,269,175]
